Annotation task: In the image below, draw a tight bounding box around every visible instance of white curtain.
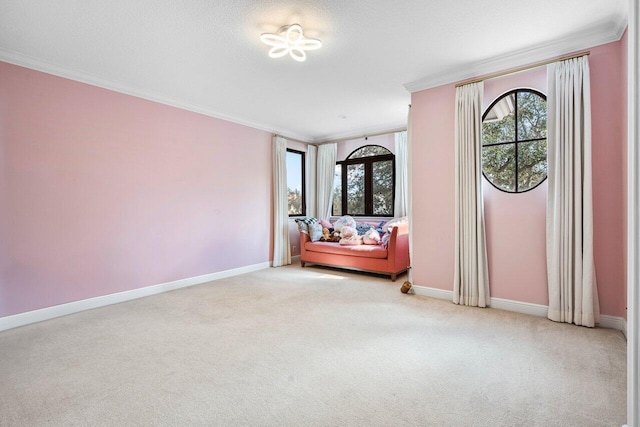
[406,107,414,284]
[394,131,409,217]
[453,82,490,307]
[546,56,599,327]
[316,143,337,220]
[272,136,291,267]
[306,145,317,218]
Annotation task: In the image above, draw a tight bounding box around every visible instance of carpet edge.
[0,261,271,332]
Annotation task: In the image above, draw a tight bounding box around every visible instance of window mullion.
[301,152,306,216]
[514,91,519,193]
[365,160,373,215]
[342,163,348,216]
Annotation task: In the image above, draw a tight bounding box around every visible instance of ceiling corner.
[403,16,628,94]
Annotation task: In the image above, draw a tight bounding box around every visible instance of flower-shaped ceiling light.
[260,24,321,62]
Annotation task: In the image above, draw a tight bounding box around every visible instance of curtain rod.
[455,50,590,88]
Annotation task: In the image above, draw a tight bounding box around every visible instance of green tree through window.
[482,89,547,193]
[333,145,394,216]
[286,149,305,216]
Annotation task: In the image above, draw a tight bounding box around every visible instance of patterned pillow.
[379,233,391,248]
[295,217,318,234]
[295,219,309,234]
[355,223,373,236]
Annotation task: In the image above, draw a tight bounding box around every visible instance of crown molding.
[0,48,313,143]
[404,16,628,93]
[312,122,407,144]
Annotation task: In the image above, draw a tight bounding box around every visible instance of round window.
[482,89,547,193]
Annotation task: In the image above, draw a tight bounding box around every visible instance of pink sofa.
[300,222,409,281]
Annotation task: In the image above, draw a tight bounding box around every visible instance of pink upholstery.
[300,222,409,281]
[304,241,388,259]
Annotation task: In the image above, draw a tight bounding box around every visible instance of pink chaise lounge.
[299,222,409,281]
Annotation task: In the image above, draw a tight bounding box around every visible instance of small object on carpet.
[400,281,412,294]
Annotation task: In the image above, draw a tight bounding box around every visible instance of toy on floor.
[400,281,412,293]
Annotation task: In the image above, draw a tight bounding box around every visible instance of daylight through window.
[482,89,547,193]
[333,145,394,216]
[286,149,305,216]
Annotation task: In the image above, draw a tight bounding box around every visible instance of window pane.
[482,144,516,192]
[347,163,365,215]
[372,160,393,215]
[517,92,547,140]
[482,93,515,145]
[348,145,392,159]
[517,139,547,191]
[286,151,303,215]
[332,164,342,216]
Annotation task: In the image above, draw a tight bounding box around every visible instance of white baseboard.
[292,255,301,262]
[0,261,270,333]
[599,315,628,339]
[411,285,627,337]
[490,296,548,317]
[411,285,453,301]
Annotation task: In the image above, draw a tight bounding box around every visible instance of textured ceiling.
[0,0,628,142]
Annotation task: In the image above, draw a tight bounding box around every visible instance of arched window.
[333,145,395,216]
[482,89,547,193]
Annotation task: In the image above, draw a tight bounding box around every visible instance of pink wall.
[289,223,301,256]
[0,62,273,318]
[411,39,627,318]
[590,40,627,318]
[411,84,456,290]
[482,67,548,305]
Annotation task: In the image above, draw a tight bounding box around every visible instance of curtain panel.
[272,136,291,267]
[306,145,318,219]
[453,82,490,307]
[316,143,337,220]
[546,56,599,327]
[394,131,409,218]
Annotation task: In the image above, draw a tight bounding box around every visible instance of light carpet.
[0,264,627,426]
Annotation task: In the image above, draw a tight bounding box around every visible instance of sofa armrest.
[299,232,310,255]
[387,223,409,273]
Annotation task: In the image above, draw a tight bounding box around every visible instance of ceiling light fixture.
[260,24,321,62]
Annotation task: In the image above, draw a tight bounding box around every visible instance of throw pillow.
[309,222,323,242]
[294,219,309,234]
[319,219,333,229]
[379,233,391,248]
